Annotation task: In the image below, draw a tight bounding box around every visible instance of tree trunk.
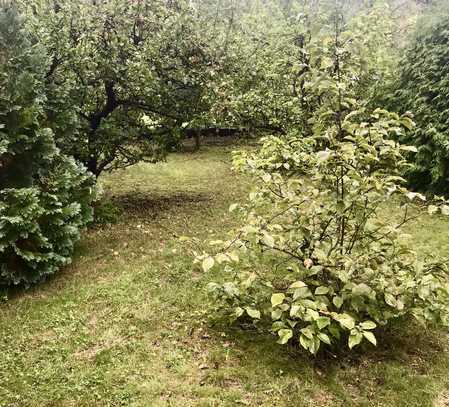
[86,156,99,177]
[194,129,201,151]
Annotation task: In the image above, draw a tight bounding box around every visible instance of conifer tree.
[394,7,449,193]
[0,2,96,286]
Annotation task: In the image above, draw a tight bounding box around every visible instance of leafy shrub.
[198,8,449,354]
[393,8,449,193]
[0,3,96,286]
[200,109,449,354]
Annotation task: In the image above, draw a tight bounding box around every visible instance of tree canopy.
[24,0,222,176]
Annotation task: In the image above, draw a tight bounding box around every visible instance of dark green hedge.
[0,4,96,286]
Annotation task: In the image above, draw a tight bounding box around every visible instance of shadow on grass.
[0,258,86,302]
[109,191,212,219]
[206,318,447,378]
[197,318,449,406]
[0,190,214,302]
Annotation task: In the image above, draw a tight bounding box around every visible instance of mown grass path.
[1,147,449,406]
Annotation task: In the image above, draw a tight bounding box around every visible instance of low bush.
[200,108,449,354]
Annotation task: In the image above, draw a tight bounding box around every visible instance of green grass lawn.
[1,146,449,407]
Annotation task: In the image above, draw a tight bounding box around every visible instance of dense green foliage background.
[393,5,449,192]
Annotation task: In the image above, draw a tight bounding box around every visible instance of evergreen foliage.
[394,6,449,192]
[0,3,96,286]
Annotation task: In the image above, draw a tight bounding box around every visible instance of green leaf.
[406,192,426,202]
[418,285,431,300]
[400,145,417,152]
[316,316,331,330]
[318,332,331,345]
[229,203,239,212]
[277,329,293,345]
[290,304,302,318]
[289,281,306,289]
[310,337,321,355]
[262,173,272,183]
[223,283,239,297]
[363,331,377,346]
[400,118,415,131]
[315,286,330,295]
[320,56,333,69]
[333,296,343,308]
[272,321,286,332]
[293,287,312,300]
[352,283,371,296]
[271,293,286,307]
[287,319,298,328]
[385,293,397,307]
[299,334,311,351]
[300,327,314,339]
[262,233,275,248]
[335,313,355,330]
[317,150,331,161]
[401,146,418,153]
[328,325,341,340]
[202,257,214,272]
[360,321,376,330]
[306,309,319,321]
[245,307,261,319]
[348,332,363,349]
[271,309,283,320]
